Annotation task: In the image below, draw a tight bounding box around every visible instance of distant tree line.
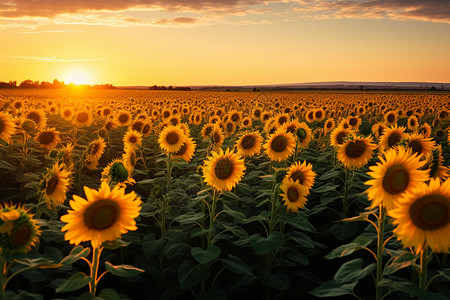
[0,79,116,89]
[150,85,191,91]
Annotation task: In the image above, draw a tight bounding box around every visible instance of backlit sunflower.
[305,110,315,123]
[211,124,225,149]
[158,125,187,153]
[426,145,449,182]
[235,131,263,157]
[314,108,326,122]
[337,135,377,169]
[101,158,135,187]
[407,115,419,131]
[280,179,309,213]
[330,126,351,148]
[203,147,246,191]
[379,125,406,151]
[61,108,73,121]
[283,160,316,194]
[347,116,361,131]
[122,146,138,171]
[224,120,236,137]
[131,120,145,133]
[389,178,450,253]
[0,203,40,255]
[384,111,397,126]
[241,117,252,128]
[60,182,141,249]
[116,111,132,127]
[201,123,214,140]
[123,129,142,150]
[372,122,387,139]
[24,109,47,130]
[87,138,106,162]
[252,108,262,120]
[282,119,301,136]
[141,122,152,137]
[173,136,196,162]
[73,110,93,127]
[406,133,435,159]
[228,110,242,124]
[296,122,312,148]
[419,123,432,138]
[365,147,429,211]
[35,128,60,149]
[40,163,72,209]
[275,114,290,128]
[0,112,16,143]
[324,118,335,135]
[264,128,295,162]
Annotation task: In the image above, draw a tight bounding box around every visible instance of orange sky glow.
[1,0,449,86]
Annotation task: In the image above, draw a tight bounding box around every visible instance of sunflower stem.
[0,258,6,297]
[89,247,102,296]
[292,140,298,163]
[342,168,350,218]
[419,248,428,292]
[375,206,386,300]
[207,189,218,246]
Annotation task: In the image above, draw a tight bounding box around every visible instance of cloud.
[0,55,108,62]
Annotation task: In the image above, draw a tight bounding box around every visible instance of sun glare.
[64,70,90,85]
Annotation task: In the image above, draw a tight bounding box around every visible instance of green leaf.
[384,252,417,276]
[259,174,275,182]
[288,231,314,248]
[334,259,375,283]
[191,246,221,264]
[60,245,91,265]
[313,183,339,193]
[329,222,359,241]
[251,231,285,255]
[0,160,16,171]
[142,233,166,257]
[310,280,357,297]
[56,272,91,293]
[318,170,341,181]
[178,260,210,289]
[102,239,131,250]
[325,236,372,259]
[98,288,120,300]
[378,278,426,297]
[105,261,144,278]
[14,257,61,269]
[223,204,246,221]
[258,270,289,290]
[173,212,205,224]
[222,254,253,276]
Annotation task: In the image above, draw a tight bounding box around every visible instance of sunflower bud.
[109,162,129,182]
[296,127,307,140]
[21,119,36,133]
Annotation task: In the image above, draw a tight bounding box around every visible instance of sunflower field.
[0,89,449,300]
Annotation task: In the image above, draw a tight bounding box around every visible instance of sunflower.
[201,123,214,140]
[123,129,142,150]
[168,115,181,127]
[40,163,72,209]
[131,120,145,133]
[282,119,301,136]
[158,125,187,153]
[122,146,137,171]
[102,107,113,118]
[228,110,242,124]
[275,114,290,128]
[379,125,406,151]
[407,115,419,131]
[141,122,152,137]
[337,135,376,169]
[372,122,387,139]
[347,116,361,131]
[280,179,309,213]
[389,178,450,253]
[173,136,196,162]
[224,120,236,137]
[305,110,315,123]
[261,111,272,123]
[314,108,326,122]
[365,147,429,211]
[330,126,351,148]
[116,111,132,127]
[87,138,106,162]
[406,133,435,159]
[264,128,296,162]
[296,122,312,148]
[241,117,252,128]
[61,108,74,121]
[73,110,93,127]
[323,118,335,135]
[419,123,432,138]
[0,112,16,143]
[283,160,316,194]
[60,182,141,249]
[252,108,262,120]
[101,158,135,187]
[24,109,47,130]
[12,99,24,112]
[426,145,449,182]
[211,124,225,148]
[0,203,40,255]
[35,128,61,149]
[179,122,191,137]
[85,156,99,171]
[235,131,263,157]
[384,111,398,126]
[203,148,246,191]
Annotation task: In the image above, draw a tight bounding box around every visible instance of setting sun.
[63,70,91,85]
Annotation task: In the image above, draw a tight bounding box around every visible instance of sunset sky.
[1,0,449,86]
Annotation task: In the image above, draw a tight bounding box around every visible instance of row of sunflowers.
[0,89,449,299]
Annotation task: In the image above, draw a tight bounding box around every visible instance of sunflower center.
[315,111,323,119]
[349,118,357,126]
[382,164,409,195]
[377,126,385,137]
[27,112,40,125]
[387,114,395,123]
[409,140,422,155]
[410,119,416,126]
[0,119,4,133]
[287,187,299,203]
[409,194,449,230]
[279,116,287,125]
[345,140,367,158]
[204,127,212,137]
[214,158,234,180]
[170,118,178,126]
[241,135,255,149]
[243,119,249,126]
[76,112,89,123]
[84,200,120,230]
[387,132,401,148]
[92,143,100,155]
[132,122,143,132]
[10,225,31,247]
[297,128,307,140]
[231,113,239,122]
[118,114,129,123]
[38,131,55,144]
[143,124,150,134]
[290,171,304,185]
[213,132,221,143]
[271,135,287,153]
[109,162,128,182]
[254,110,261,117]
[64,110,71,117]
[46,175,59,195]
[336,131,347,145]
[129,136,137,144]
[103,108,111,115]
[175,143,187,156]
[14,102,22,109]
[227,123,233,132]
[326,121,332,128]
[166,132,179,145]
[307,112,314,120]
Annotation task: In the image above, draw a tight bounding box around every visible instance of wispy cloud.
[0,55,108,62]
